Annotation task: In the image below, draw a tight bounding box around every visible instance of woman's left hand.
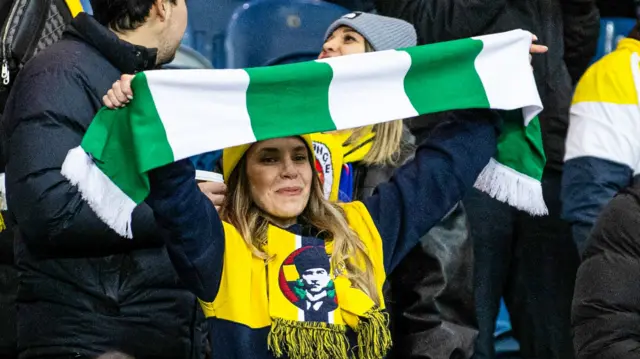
[529,35,548,69]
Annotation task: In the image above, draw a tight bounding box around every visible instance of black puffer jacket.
[572,179,640,359]
[0,213,16,359]
[377,0,600,170]
[2,14,205,359]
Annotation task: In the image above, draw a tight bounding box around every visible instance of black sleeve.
[561,0,600,84]
[572,187,640,359]
[2,67,161,257]
[374,0,507,44]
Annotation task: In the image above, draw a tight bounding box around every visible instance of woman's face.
[245,137,313,226]
[318,26,367,59]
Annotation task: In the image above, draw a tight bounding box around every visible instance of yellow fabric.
[310,128,375,201]
[309,132,346,201]
[222,135,315,181]
[198,201,388,358]
[572,38,640,106]
[343,126,375,164]
[65,0,84,17]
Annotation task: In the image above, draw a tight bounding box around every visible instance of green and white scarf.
[61,29,547,238]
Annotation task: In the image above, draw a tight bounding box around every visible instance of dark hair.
[90,0,177,32]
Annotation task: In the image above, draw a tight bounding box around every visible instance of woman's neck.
[268,216,297,229]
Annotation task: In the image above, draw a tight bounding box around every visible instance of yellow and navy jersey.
[562,38,640,247]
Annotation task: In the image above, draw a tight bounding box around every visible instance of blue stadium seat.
[495,299,520,356]
[187,0,247,68]
[225,0,349,69]
[593,17,635,62]
[80,0,92,14]
[181,24,195,49]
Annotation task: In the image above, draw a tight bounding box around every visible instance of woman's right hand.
[103,74,135,109]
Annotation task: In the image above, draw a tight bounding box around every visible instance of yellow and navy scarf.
[198,202,392,359]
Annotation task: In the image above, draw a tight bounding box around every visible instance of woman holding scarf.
[102,13,544,359]
[105,91,500,359]
[311,13,478,358]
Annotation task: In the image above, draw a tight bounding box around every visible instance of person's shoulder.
[573,44,637,106]
[585,183,640,258]
[18,37,107,85]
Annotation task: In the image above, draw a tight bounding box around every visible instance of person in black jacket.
[0,215,16,359]
[1,1,207,358]
[372,1,600,359]
[572,179,640,359]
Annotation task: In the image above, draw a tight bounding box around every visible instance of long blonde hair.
[344,120,404,166]
[343,41,404,166]
[220,152,380,305]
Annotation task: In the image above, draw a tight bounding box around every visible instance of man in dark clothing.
[0,215,16,359]
[373,1,600,358]
[1,1,206,358]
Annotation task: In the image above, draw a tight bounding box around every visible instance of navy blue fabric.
[145,108,501,358]
[364,109,500,273]
[338,164,354,202]
[189,151,222,172]
[561,156,633,253]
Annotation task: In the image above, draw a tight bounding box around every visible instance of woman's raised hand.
[103,74,135,109]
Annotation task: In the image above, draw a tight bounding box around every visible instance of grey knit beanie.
[324,12,417,51]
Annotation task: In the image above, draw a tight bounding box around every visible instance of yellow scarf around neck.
[198,202,391,359]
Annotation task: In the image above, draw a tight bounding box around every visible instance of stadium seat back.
[225,0,348,68]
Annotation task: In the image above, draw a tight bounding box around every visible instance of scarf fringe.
[354,308,392,359]
[268,318,350,359]
[61,146,136,238]
[473,157,548,216]
[0,173,6,211]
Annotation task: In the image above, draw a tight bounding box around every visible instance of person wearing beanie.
[314,13,480,359]
[373,0,599,358]
[313,12,417,203]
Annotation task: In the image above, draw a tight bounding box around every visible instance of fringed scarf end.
[354,307,392,359]
[268,317,350,359]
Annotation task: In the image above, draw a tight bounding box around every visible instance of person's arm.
[374,0,507,44]
[561,0,600,84]
[572,186,640,359]
[3,67,160,257]
[562,84,639,253]
[363,109,501,272]
[561,157,632,252]
[146,159,225,302]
